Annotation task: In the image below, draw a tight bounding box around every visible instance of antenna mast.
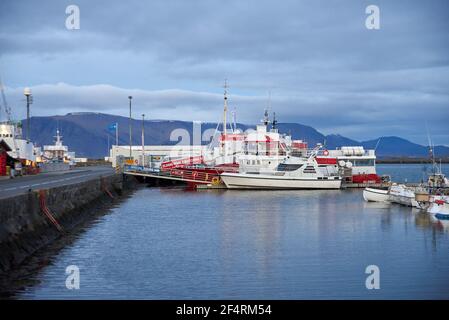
[231,107,237,133]
[262,90,271,126]
[425,122,437,173]
[0,75,19,156]
[272,112,278,130]
[223,79,228,136]
[0,76,12,123]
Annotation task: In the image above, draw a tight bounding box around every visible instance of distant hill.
[325,134,360,149]
[361,136,449,158]
[20,112,449,159]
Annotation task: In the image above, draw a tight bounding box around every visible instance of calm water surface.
[377,163,449,183]
[9,165,449,299]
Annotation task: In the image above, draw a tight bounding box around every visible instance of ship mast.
[223,79,228,136]
[231,107,237,133]
[272,112,278,131]
[262,90,271,127]
[55,128,62,146]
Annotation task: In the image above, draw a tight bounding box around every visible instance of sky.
[0,0,448,145]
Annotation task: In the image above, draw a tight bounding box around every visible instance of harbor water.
[5,164,449,299]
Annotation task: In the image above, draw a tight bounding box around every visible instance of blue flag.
[108,123,117,131]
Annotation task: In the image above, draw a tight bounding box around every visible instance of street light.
[141,113,145,166]
[128,96,132,159]
[23,87,32,143]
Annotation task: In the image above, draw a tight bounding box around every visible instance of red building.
[0,140,12,176]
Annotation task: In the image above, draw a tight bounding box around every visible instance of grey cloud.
[4,83,448,145]
[0,0,448,145]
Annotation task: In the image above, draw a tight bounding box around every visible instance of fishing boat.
[363,187,389,202]
[388,163,449,208]
[220,147,342,189]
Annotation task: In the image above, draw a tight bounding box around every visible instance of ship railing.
[124,165,222,183]
[165,169,218,183]
[124,165,160,173]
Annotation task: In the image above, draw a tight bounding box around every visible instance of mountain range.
[18,112,449,159]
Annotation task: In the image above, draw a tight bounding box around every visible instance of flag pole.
[115,122,118,146]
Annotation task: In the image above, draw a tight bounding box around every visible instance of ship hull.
[363,187,389,202]
[221,173,341,190]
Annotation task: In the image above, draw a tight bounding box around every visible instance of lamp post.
[23,87,32,143]
[128,96,132,159]
[141,114,145,166]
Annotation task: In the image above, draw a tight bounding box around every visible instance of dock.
[123,166,397,189]
[124,165,224,186]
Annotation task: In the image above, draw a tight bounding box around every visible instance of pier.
[123,165,395,189]
[123,165,225,186]
[0,166,115,199]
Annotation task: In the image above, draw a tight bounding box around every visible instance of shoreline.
[376,158,449,164]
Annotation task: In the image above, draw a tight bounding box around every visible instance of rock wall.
[0,174,137,273]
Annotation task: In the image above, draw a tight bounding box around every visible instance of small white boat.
[388,184,420,207]
[363,187,389,202]
[428,196,449,220]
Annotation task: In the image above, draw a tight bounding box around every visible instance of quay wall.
[0,174,138,273]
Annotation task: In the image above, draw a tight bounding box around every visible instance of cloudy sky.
[0,0,448,145]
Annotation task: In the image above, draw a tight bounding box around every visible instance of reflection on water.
[2,185,445,300]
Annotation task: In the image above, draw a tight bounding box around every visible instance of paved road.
[0,166,116,199]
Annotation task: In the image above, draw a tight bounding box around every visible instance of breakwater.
[0,173,138,274]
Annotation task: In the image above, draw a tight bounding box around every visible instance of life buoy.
[323,150,329,156]
[134,159,138,164]
[211,177,220,185]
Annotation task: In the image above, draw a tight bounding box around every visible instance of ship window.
[303,166,316,174]
[353,159,374,166]
[277,164,303,171]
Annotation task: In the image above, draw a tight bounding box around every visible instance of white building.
[110,145,207,168]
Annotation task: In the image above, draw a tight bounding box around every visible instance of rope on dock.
[38,190,65,233]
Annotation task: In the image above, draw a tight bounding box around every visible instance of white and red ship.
[153,88,381,188]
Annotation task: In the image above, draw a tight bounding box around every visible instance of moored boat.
[428,196,449,220]
[220,147,342,190]
[388,184,420,207]
[363,187,389,202]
